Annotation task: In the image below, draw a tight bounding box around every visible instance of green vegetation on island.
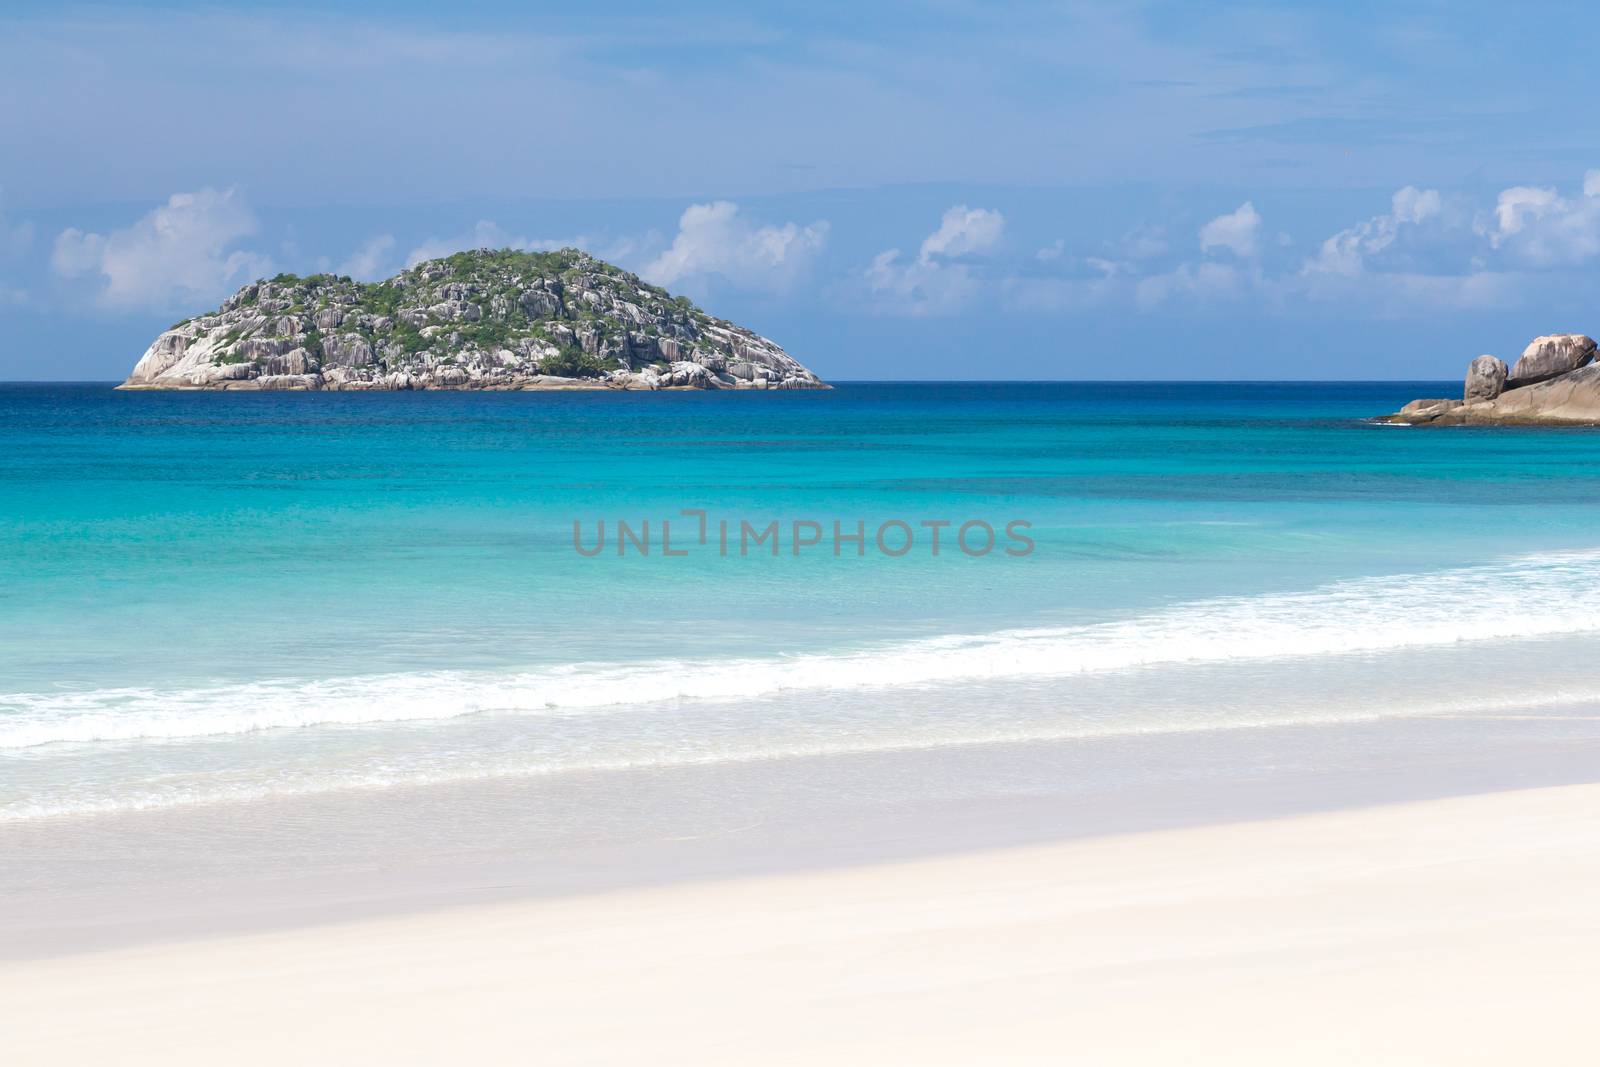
[120,248,827,392]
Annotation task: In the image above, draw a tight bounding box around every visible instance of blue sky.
[3,1,1600,380]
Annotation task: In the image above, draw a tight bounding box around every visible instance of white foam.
[7,683,1600,823]
[6,549,1600,751]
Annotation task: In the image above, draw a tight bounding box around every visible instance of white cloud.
[1287,173,1600,309]
[918,205,1005,260]
[1490,186,1561,241]
[859,205,1005,314]
[51,188,270,311]
[999,274,1120,314]
[1483,171,1600,266]
[1303,185,1442,277]
[1136,261,1251,308]
[1291,185,1527,311]
[1118,225,1169,260]
[403,221,647,274]
[853,175,1600,319]
[1198,201,1262,258]
[1297,268,1522,315]
[855,171,1600,319]
[643,201,828,292]
[338,234,396,280]
[864,248,987,314]
[50,230,103,277]
[1113,207,1266,307]
[1391,185,1443,225]
[1370,271,1521,310]
[1052,226,1170,285]
[405,220,532,268]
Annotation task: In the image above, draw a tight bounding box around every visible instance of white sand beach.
[6,781,1598,1066]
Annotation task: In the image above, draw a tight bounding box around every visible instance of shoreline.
[7,704,1600,962]
[7,781,1600,1064]
[112,379,834,392]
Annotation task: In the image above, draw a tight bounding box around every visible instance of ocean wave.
[6,550,1600,750]
[7,686,1600,823]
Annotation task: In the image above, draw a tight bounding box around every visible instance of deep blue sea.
[8,381,1600,819]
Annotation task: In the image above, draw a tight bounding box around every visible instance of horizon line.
[0,378,1464,387]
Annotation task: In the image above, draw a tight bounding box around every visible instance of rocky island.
[1385,333,1600,425]
[119,248,828,392]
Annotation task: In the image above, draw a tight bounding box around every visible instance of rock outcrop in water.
[1386,333,1600,425]
[119,248,828,392]
[1463,355,1508,402]
[1509,334,1596,387]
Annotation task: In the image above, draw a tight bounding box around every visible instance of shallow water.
[7,380,1600,819]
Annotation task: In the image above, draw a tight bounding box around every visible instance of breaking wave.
[6,550,1600,751]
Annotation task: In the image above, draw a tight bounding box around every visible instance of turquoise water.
[8,381,1600,818]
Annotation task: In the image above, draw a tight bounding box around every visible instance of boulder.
[123,331,192,383]
[1388,365,1600,425]
[262,347,314,376]
[1394,398,1463,422]
[210,362,257,381]
[255,374,322,391]
[610,370,661,391]
[237,337,286,360]
[322,335,374,368]
[1508,334,1596,386]
[519,289,561,317]
[1464,355,1508,401]
[662,361,715,388]
[1401,398,1461,414]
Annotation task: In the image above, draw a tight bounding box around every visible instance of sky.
[3,0,1600,380]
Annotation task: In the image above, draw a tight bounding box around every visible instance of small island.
[119,248,828,392]
[1385,333,1600,425]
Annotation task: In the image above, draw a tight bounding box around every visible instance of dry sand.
[6,782,1599,1065]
